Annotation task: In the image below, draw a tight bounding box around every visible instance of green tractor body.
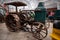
[34,2,47,24]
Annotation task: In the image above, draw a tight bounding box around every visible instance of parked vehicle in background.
[0,5,6,23]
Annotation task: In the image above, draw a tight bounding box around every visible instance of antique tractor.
[4,2,48,40]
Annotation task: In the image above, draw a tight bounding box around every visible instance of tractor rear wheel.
[5,14,21,32]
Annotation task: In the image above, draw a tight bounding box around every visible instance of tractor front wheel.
[32,22,48,40]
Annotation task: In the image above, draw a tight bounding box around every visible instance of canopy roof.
[4,2,27,6]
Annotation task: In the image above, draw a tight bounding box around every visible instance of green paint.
[34,2,47,24]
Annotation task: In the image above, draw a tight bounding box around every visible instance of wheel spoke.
[40,32,44,38]
[32,22,48,40]
[41,30,46,34]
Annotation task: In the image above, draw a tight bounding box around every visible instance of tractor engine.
[19,11,35,31]
[19,11,35,22]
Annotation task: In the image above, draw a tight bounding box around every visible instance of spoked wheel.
[5,14,21,32]
[32,22,48,40]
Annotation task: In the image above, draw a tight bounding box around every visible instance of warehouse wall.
[38,0,57,8]
[0,0,60,10]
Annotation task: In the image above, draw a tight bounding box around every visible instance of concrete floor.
[0,22,53,40]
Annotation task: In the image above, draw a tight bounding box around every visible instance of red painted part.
[49,11,55,16]
[3,4,9,15]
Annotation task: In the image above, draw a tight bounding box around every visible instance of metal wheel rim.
[32,22,48,40]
